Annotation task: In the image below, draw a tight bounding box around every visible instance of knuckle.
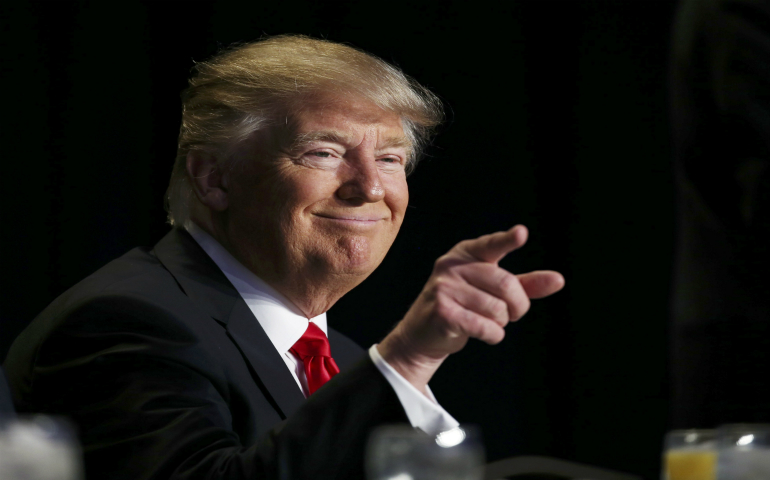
[488,297,508,320]
[498,272,519,293]
[462,311,483,335]
[429,279,455,305]
[489,328,506,345]
[433,255,449,269]
[433,255,453,272]
[434,297,457,320]
[511,296,531,319]
[434,254,464,272]
[455,239,472,251]
[432,277,452,294]
[476,319,505,344]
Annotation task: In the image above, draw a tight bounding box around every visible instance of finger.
[445,279,511,326]
[446,297,507,344]
[460,225,528,264]
[516,271,565,299]
[456,263,531,321]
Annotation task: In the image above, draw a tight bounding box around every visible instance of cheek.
[385,176,409,220]
[275,169,338,211]
[226,167,297,234]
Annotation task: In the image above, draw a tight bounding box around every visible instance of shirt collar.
[185,223,328,355]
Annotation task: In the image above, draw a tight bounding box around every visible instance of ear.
[186,150,229,212]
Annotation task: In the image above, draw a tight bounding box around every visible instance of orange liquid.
[665,450,717,480]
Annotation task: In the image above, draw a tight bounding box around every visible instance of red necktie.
[290,322,340,395]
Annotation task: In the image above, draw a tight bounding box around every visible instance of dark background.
[1,1,678,478]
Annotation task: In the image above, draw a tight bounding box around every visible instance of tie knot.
[290,322,332,359]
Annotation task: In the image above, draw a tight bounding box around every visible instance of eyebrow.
[291,130,412,151]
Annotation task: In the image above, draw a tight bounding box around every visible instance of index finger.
[459,225,528,264]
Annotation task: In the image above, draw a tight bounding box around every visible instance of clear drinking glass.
[716,424,770,480]
[0,415,84,480]
[662,429,717,480]
[366,424,485,480]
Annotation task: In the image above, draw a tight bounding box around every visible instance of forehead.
[292,96,408,146]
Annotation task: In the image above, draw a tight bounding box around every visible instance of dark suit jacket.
[3,228,409,479]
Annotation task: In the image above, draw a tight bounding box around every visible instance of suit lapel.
[153,228,305,419]
[226,301,305,418]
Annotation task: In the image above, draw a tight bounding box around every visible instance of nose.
[335,154,386,204]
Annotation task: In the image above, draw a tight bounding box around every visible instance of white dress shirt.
[187,223,458,434]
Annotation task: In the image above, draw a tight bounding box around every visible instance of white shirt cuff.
[369,344,460,435]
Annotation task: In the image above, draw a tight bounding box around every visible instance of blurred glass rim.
[716,423,770,448]
[364,424,485,458]
[367,424,481,443]
[365,424,485,479]
[664,429,717,450]
[667,429,716,437]
[0,414,80,441]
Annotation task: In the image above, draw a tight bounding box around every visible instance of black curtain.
[0,1,677,478]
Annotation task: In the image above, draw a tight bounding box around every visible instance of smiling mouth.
[314,213,386,224]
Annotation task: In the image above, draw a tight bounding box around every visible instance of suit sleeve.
[5,295,409,480]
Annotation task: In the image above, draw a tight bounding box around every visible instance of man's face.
[221,95,410,303]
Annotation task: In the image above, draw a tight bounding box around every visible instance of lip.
[313,213,387,224]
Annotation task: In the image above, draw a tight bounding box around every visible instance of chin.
[328,254,380,277]
[321,253,384,287]
[341,235,393,271]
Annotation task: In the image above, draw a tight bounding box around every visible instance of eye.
[376,155,406,173]
[296,149,343,169]
[378,156,402,164]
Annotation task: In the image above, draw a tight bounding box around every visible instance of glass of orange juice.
[663,429,717,480]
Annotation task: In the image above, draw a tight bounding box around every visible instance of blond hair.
[165,35,444,227]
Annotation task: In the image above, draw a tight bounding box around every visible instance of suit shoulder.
[38,246,187,319]
[70,246,179,298]
[3,245,229,410]
[4,246,195,370]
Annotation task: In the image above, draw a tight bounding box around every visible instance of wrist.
[378,328,447,395]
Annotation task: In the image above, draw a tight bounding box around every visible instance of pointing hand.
[378,225,565,393]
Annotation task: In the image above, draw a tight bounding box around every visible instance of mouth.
[313,213,387,226]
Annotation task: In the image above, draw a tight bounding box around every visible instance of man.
[4,35,564,479]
